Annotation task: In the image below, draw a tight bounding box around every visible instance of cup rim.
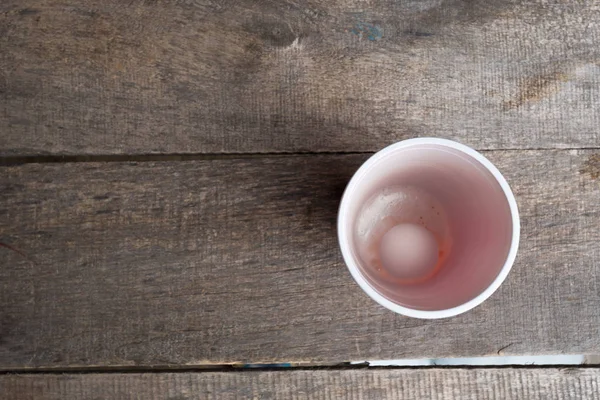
[337,137,520,319]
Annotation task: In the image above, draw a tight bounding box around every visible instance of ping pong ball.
[379,223,439,279]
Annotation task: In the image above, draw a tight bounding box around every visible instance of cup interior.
[340,140,517,315]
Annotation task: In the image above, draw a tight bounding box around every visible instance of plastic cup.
[338,138,520,318]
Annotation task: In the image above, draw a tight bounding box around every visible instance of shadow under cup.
[338,139,519,318]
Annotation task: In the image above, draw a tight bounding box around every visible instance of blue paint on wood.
[350,22,383,41]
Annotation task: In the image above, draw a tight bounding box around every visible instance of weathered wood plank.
[2,369,600,399]
[0,150,599,368]
[2,0,600,155]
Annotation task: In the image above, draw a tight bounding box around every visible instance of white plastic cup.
[338,138,520,318]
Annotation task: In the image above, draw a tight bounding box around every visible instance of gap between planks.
[1,363,600,375]
[1,147,599,166]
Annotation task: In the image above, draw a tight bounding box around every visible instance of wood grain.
[2,0,600,155]
[2,369,600,399]
[0,150,599,369]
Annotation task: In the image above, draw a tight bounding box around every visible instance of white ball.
[379,223,439,280]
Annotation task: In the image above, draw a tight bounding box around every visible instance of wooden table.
[1,0,599,398]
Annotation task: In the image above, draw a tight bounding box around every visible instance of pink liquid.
[347,144,513,311]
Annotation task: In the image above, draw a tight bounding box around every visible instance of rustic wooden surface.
[1,150,598,369]
[2,0,600,155]
[1,2,600,397]
[2,368,600,399]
